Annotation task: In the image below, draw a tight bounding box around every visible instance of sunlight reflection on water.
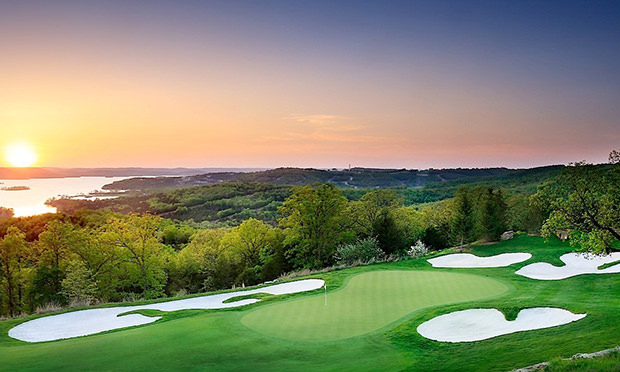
[0,177,130,217]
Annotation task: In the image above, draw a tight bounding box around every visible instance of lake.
[0,177,133,217]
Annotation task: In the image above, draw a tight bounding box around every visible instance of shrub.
[335,237,384,265]
[408,240,429,258]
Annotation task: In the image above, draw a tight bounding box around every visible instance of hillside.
[47,165,564,225]
[102,166,561,191]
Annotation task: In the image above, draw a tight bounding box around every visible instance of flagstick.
[324,284,327,306]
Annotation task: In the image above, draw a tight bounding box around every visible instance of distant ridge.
[101,165,564,191]
[0,167,268,180]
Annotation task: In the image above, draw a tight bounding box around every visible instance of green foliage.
[161,223,195,249]
[103,215,169,297]
[4,235,620,371]
[335,236,384,265]
[539,162,620,253]
[0,174,547,317]
[222,218,276,268]
[476,186,508,241]
[31,265,66,307]
[451,186,475,246]
[61,260,98,306]
[279,184,349,268]
[0,227,29,316]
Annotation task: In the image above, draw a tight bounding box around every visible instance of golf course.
[1,234,620,371]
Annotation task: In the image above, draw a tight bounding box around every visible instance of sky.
[1,0,619,169]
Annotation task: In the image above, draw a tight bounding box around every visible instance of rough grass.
[1,235,620,371]
[544,350,620,371]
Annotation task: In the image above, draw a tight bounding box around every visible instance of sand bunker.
[516,252,620,280]
[9,279,324,342]
[428,253,531,268]
[417,307,586,342]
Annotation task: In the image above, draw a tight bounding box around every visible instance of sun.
[4,143,38,167]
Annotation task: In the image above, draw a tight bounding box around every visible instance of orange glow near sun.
[4,143,38,167]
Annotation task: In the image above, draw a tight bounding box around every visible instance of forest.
[0,159,617,319]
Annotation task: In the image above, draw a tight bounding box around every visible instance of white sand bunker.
[9,279,324,343]
[417,307,586,342]
[516,252,620,280]
[428,253,531,268]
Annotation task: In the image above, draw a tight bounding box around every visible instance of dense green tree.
[161,222,195,250]
[37,220,81,268]
[539,160,620,253]
[222,218,276,269]
[476,187,508,241]
[279,184,349,268]
[259,228,290,281]
[0,227,28,316]
[419,201,453,250]
[451,186,475,246]
[68,228,119,301]
[390,206,426,248]
[352,190,406,254]
[173,229,228,292]
[32,220,83,306]
[103,215,169,298]
[61,260,98,306]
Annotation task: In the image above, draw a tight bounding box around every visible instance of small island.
[1,185,30,191]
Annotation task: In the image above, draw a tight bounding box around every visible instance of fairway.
[242,270,509,341]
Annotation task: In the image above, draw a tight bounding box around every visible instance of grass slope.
[1,235,620,371]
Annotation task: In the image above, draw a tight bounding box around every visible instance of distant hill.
[0,167,267,180]
[48,165,565,225]
[101,166,559,191]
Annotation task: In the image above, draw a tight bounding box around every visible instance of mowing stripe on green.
[241,270,509,341]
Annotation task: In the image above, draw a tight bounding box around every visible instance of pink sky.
[1,1,618,169]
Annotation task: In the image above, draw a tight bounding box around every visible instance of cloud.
[285,114,365,132]
[257,114,404,144]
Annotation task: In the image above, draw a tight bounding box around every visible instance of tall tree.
[451,186,475,246]
[279,183,348,268]
[33,220,84,306]
[352,190,405,254]
[174,228,229,292]
[104,215,169,297]
[68,228,119,302]
[0,227,28,316]
[221,218,275,269]
[476,187,508,241]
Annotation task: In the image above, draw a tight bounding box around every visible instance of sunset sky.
[1,0,619,169]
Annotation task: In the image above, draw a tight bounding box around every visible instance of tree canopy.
[539,156,620,253]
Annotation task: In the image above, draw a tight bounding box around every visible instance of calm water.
[0,177,132,217]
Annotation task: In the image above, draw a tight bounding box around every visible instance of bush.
[335,237,384,265]
[408,240,428,258]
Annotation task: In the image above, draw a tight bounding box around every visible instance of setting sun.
[4,143,38,167]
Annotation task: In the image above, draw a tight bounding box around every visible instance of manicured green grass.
[242,270,508,340]
[1,234,620,371]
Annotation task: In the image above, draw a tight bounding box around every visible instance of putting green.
[242,270,509,341]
